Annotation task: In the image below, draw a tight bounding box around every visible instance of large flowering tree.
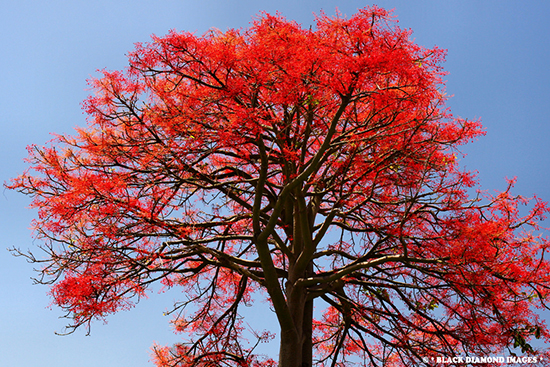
[8,7,550,367]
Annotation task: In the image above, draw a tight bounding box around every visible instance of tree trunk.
[301,298,313,367]
[278,296,313,367]
[279,263,314,367]
[278,187,315,366]
[279,327,302,367]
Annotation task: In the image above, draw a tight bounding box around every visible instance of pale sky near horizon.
[1,1,549,366]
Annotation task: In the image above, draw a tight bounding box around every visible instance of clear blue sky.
[1,1,549,366]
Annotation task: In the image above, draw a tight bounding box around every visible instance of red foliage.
[7,6,550,367]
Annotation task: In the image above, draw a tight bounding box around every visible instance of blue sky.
[1,1,549,366]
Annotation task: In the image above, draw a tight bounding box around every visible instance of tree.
[7,6,550,367]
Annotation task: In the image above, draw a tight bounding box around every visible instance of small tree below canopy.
[8,7,550,367]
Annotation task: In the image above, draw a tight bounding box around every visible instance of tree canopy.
[8,6,550,367]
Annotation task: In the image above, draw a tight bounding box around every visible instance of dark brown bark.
[278,257,314,367]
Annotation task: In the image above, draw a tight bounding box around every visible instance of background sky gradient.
[1,1,549,366]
